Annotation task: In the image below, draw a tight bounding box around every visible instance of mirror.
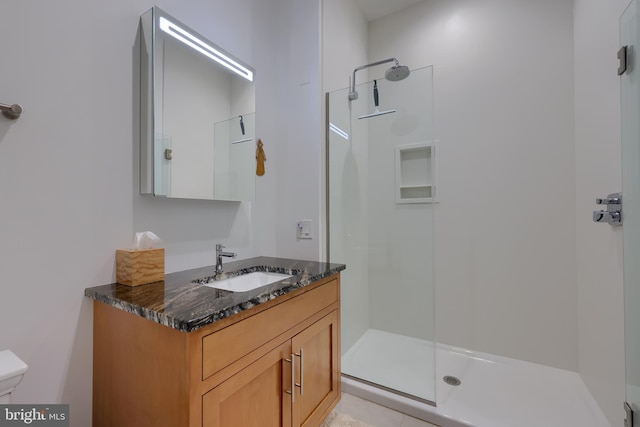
[140,6,256,201]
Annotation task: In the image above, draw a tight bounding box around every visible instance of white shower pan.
[342,329,609,427]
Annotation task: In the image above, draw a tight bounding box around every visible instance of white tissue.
[131,231,162,250]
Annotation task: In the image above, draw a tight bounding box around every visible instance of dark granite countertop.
[84,256,345,332]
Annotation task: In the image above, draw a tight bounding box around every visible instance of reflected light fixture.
[159,16,254,81]
[329,122,349,140]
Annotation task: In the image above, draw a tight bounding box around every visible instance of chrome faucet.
[215,244,237,273]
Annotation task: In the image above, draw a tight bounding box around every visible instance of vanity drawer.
[202,277,338,380]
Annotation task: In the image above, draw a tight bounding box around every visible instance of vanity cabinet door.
[202,340,293,427]
[291,310,340,427]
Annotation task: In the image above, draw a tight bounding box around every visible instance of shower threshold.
[341,373,436,407]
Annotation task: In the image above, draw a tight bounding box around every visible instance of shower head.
[385,63,410,81]
[348,57,410,100]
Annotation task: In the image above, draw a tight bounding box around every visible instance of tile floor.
[334,393,440,427]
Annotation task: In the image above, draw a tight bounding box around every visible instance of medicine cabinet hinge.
[624,402,634,427]
[164,148,172,160]
[619,45,629,75]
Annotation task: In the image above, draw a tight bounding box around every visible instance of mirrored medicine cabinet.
[140,6,256,201]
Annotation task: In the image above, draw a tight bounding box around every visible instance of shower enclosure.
[326,65,436,404]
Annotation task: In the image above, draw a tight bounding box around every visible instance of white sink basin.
[203,271,292,292]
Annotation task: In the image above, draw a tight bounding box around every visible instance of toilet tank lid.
[0,350,28,381]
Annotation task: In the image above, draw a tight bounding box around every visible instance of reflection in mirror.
[140,6,256,201]
[214,113,256,200]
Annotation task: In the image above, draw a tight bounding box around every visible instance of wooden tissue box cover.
[116,248,165,286]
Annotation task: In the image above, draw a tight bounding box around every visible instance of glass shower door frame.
[620,1,640,425]
[326,66,436,405]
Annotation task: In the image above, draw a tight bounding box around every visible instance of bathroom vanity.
[85,257,345,427]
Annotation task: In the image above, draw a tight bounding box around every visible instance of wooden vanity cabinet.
[92,274,341,427]
[292,310,339,427]
[203,310,339,427]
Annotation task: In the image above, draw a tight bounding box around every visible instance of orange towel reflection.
[256,139,266,176]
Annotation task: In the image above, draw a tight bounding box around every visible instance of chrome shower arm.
[349,58,399,100]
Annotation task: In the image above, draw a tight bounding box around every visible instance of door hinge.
[625,402,634,427]
[619,45,629,75]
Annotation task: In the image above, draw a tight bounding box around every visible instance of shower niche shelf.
[395,142,435,204]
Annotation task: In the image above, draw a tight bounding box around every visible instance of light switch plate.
[297,220,313,239]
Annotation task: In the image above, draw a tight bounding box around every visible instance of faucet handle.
[216,244,224,251]
[596,192,622,205]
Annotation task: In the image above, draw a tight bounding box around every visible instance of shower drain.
[443,375,461,386]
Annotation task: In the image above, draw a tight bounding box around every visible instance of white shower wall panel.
[366,0,577,371]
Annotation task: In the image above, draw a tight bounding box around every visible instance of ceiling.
[353,0,427,22]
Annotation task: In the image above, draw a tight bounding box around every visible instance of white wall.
[574,0,628,425]
[322,0,368,93]
[272,0,323,261]
[0,1,306,425]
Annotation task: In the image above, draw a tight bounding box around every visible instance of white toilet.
[0,350,28,404]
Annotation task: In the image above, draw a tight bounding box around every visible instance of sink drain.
[443,375,461,386]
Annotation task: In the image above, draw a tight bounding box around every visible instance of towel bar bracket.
[0,103,23,120]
